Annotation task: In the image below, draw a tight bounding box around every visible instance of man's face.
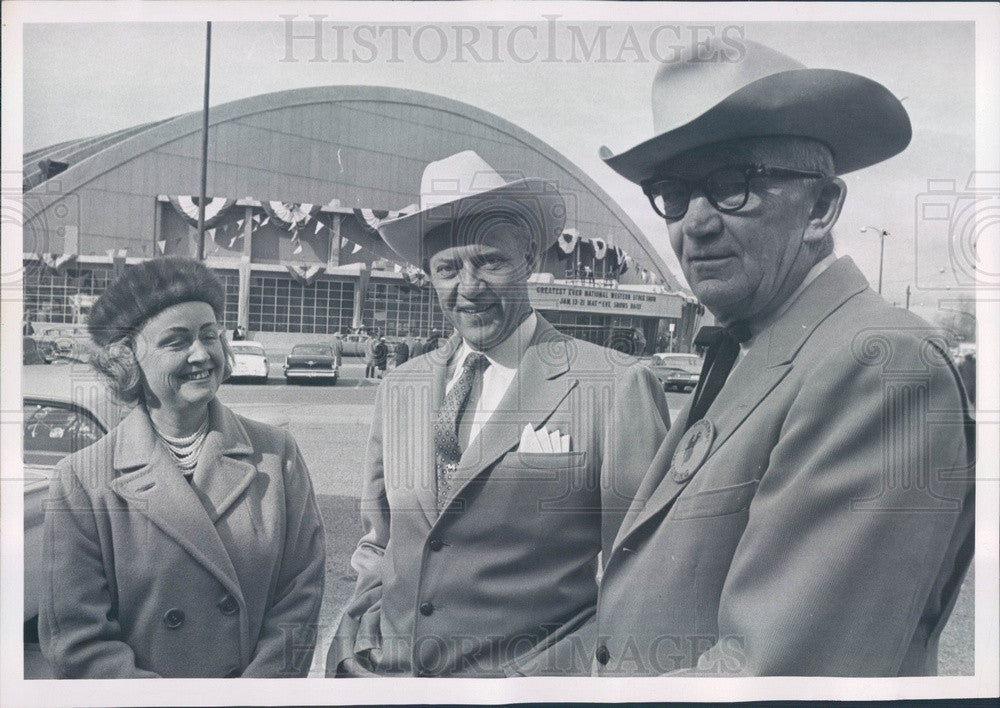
[427,220,535,351]
[661,141,822,323]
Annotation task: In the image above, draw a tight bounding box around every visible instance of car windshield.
[24,400,107,466]
[231,343,264,355]
[291,346,332,356]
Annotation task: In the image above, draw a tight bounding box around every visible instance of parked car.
[228,340,269,383]
[23,337,46,364]
[33,324,91,363]
[22,365,127,647]
[283,344,338,384]
[647,353,703,392]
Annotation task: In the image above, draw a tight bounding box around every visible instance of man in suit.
[327,150,670,677]
[593,38,974,676]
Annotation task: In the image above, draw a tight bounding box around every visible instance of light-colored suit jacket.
[328,315,670,676]
[595,257,974,676]
[40,399,326,678]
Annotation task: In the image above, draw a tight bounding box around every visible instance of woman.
[39,257,325,678]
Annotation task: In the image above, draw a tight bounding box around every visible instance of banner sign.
[529,283,682,319]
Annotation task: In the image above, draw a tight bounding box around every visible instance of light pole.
[860,225,889,294]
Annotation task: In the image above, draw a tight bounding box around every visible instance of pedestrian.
[593,37,974,676]
[373,337,389,378]
[393,336,410,368]
[363,334,376,378]
[424,327,441,354]
[332,332,344,369]
[327,150,669,678]
[39,257,325,678]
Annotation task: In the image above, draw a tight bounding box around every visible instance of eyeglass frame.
[641,164,830,220]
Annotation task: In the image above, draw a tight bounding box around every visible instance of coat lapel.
[189,400,256,523]
[439,318,576,512]
[613,257,871,552]
[108,402,247,598]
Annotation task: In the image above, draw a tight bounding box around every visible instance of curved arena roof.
[24,85,678,288]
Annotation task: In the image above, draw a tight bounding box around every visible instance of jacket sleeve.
[243,432,326,677]
[38,458,161,679]
[600,363,671,559]
[327,381,390,676]
[675,335,973,676]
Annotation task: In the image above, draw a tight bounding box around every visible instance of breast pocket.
[490,450,592,511]
[670,479,758,521]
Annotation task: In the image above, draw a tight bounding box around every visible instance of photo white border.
[2,2,997,704]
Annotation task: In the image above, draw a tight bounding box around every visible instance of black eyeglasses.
[642,164,828,220]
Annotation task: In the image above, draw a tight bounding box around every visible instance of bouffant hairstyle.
[87,257,232,404]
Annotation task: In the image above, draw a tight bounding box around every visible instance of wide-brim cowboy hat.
[378,151,566,267]
[600,38,912,185]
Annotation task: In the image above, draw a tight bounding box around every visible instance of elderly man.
[594,39,974,676]
[327,151,670,677]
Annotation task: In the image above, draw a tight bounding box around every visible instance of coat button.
[419,602,434,616]
[595,644,610,665]
[428,538,444,552]
[217,594,239,615]
[163,608,185,629]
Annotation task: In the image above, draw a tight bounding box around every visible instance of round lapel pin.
[669,419,716,483]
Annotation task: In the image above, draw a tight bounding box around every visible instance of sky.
[18,12,985,320]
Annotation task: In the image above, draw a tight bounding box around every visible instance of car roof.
[22,363,127,430]
[230,340,265,350]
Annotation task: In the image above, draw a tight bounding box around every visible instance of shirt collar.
[453,310,537,371]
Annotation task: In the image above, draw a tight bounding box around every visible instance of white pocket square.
[518,424,571,453]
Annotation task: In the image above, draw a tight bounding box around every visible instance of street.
[216,359,974,677]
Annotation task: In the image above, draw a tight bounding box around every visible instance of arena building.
[22,86,703,354]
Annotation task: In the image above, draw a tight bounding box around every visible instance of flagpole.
[196,21,212,260]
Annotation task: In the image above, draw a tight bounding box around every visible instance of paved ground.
[218,358,974,677]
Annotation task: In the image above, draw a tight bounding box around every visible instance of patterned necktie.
[685,322,751,432]
[435,352,489,510]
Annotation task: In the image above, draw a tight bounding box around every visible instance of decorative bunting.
[314,220,324,235]
[167,195,236,229]
[263,201,320,229]
[285,263,325,286]
[592,238,607,261]
[557,229,580,255]
[353,206,415,235]
[40,253,78,274]
[157,240,167,254]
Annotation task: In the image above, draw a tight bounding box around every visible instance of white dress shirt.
[446,311,537,448]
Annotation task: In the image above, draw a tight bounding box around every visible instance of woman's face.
[133,301,225,415]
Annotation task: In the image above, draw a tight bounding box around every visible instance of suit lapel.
[613,257,870,552]
[440,319,575,512]
[109,403,245,597]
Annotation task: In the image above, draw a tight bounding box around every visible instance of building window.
[23,261,114,325]
[248,272,353,333]
[361,279,451,338]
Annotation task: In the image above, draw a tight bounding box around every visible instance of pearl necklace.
[156,416,210,473]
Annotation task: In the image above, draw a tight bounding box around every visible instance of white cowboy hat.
[378,151,566,266]
[600,38,911,185]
